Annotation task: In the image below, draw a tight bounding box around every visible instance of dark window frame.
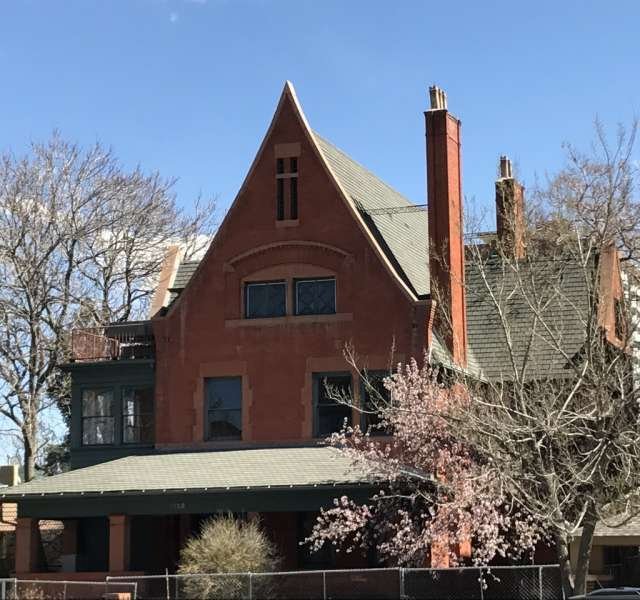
[204,376,243,441]
[245,280,287,319]
[313,372,352,437]
[81,387,116,446]
[122,386,155,445]
[295,277,336,316]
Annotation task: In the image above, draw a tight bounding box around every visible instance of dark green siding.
[65,360,156,469]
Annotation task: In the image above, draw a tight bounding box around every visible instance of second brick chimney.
[425,86,467,367]
[495,156,525,259]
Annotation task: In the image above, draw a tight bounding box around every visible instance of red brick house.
[1,82,627,579]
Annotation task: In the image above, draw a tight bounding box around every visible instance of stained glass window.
[245,281,286,318]
[295,278,336,315]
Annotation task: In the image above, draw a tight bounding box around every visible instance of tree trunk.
[22,417,37,481]
[574,509,597,597]
[23,438,35,482]
[555,531,575,599]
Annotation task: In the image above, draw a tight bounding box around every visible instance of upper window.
[295,278,336,315]
[360,372,392,435]
[275,156,299,221]
[314,373,352,437]
[81,389,115,445]
[245,281,286,319]
[122,386,154,444]
[205,377,242,440]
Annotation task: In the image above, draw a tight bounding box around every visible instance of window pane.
[276,158,284,174]
[82,417,115,445]
[205,377,242,440]
[318,375,351,405]
[123,415,154,444]
[314,374,352,436]
[317,405,352,436]
[290,157,298,173]
[296,279,336,315]
[122,387,154,444]
[82,389,114,417]
[246,282,286,319]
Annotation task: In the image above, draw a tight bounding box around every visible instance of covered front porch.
[2,446,374,577]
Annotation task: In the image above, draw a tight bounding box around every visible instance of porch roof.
[1,446,369,500]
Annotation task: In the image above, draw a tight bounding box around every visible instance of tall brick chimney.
[495,156,525,259]
[425,85,467,367]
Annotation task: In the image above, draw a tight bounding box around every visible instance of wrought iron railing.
[71,322,155,362]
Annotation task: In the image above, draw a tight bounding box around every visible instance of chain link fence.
[106,564,564,600]
[0,578,137,599]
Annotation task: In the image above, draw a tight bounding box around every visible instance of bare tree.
[0,134,215,480]
[451,121,640,597]
[311,122,640,598]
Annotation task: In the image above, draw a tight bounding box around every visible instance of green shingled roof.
[312,133,429,297]
[1,447,368,498]
[465,256,590,380]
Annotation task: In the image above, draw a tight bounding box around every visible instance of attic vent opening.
[275,146,300,221]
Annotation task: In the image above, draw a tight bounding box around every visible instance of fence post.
[538,566,543,600]
[248,572,253,600]
[399,568,405,599]
[63,581,68,600]
[1,579,5,600]
[165,568,170,600]
[479,567,484,600]
[322,570,327,600]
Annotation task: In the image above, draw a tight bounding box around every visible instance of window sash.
[295,278,336,316]
[314,374,352,437]
[245,281,286,319]
[121,387,154,444]
[205,377,242,441]
[82,416,115,446]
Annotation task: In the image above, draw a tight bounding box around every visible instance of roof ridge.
[312,131,415,208]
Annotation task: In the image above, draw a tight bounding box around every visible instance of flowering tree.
[306,357,543,568]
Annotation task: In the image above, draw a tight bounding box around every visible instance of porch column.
[15,517,39,574]
[109,515,131,572]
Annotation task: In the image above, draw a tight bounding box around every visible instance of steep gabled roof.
[167,131,429,301]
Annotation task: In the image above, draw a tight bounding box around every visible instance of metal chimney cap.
[429,85,448,110]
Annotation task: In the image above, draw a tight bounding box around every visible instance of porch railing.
[71,322,155,362]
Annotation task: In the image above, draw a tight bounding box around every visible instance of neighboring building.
[0,83,632,579]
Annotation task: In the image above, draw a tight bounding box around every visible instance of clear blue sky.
[1,0,639,226]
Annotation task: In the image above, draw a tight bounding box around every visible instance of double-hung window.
[205,377,242,440]
[122,386,154,444]
[295,278,336,315]
[314,373,352,437]
[245,281,286,318]
[81,389,115,445]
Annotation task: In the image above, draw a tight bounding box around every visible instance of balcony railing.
[71,322,155,362]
